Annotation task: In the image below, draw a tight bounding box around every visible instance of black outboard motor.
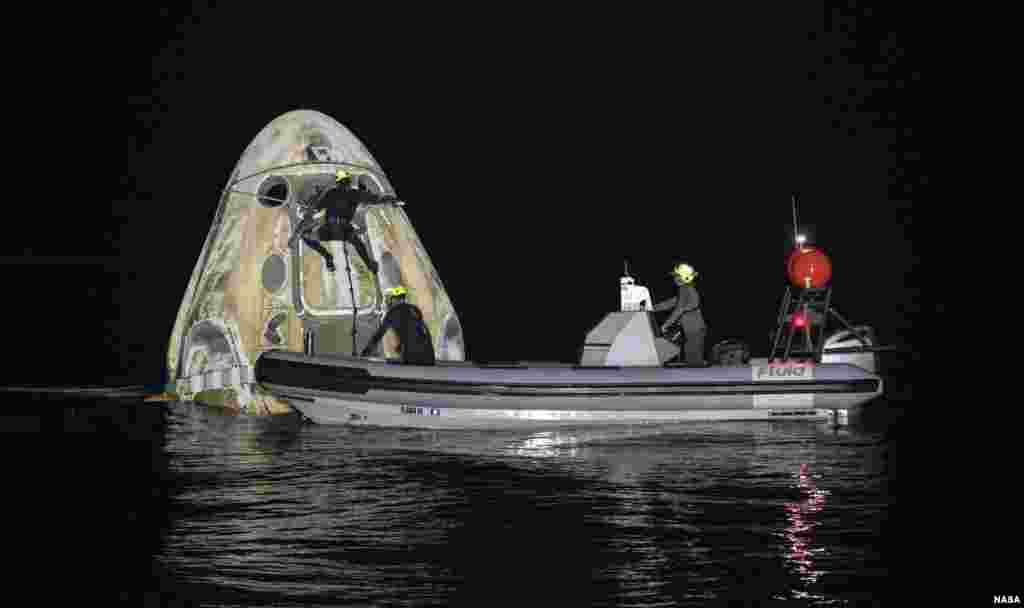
[711,340,751,366]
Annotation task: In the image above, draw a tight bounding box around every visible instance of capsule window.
[261,254,287,293]
[257,175,290,208]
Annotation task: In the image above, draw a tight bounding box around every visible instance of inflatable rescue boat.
[255,305,885,429]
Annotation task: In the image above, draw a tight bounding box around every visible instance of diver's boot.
[354,253,378,275]
[350,236,379,275]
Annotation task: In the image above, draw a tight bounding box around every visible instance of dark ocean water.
[10,390,917,608]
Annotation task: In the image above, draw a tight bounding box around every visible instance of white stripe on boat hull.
[268,384,877,429]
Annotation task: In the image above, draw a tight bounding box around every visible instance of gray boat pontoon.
[255,306,885,429]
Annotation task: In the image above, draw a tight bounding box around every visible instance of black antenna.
[624,259,630,276]
[791,193,799,244]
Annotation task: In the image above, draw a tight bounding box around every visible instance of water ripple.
[99,400,906,606]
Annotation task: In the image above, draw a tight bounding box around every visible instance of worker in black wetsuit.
[289,169,397,274]
[360,286,436,365]
[653,263,708,365]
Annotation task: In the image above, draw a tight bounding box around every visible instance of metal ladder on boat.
[769,286,875,363]
[769,286,832,362]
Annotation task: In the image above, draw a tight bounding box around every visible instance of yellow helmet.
[384,286,408,298]
[670,263,697,283]
[335,169,352,183]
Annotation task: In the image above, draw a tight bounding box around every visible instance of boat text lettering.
[400,405,441,416]
[753,364,815,381]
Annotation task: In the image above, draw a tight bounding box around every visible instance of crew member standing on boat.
[654,263,707,365]
[289,169,396,274]
[361,286,436,365]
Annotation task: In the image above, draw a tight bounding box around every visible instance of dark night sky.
[9,4,926,387]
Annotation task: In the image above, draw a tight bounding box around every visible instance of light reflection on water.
[782,463,829,601]
[135,402,896,606]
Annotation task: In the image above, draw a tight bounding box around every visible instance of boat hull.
[255,351,882,428]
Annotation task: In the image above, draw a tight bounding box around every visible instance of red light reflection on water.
[783,463,828,585]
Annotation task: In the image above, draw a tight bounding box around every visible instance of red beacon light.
[792,314,807,328]
[787,243,832,289]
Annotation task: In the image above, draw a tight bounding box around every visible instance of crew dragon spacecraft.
[165,110,465,414]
